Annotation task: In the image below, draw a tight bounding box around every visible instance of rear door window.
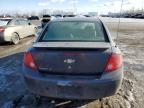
[15,20,28,26]
[15,20,21,25]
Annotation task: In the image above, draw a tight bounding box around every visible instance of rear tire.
[11,33,20,44]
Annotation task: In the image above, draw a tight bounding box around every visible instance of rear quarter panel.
[3,26,16,41]
[5,26,25,40]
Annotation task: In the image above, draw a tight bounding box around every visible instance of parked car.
[63,14,76,18]
[53,14,63,18]
[41,15,51,28]
[83,15,91,17]
[0,18,36,44]
[28,16,39,20]
[23,17,123,99]
[132,14,144,19]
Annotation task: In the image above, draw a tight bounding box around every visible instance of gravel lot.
[0,17,144,108]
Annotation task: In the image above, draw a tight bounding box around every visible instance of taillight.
[24,52,37,70]
[0,28,5,32]
[105,53,123,72]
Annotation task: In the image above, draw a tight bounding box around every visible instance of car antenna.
[115,0,124,45]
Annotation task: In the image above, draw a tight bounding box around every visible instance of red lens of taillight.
[0,28,5,32]
[24,52,37,70]
[105,53,123,72]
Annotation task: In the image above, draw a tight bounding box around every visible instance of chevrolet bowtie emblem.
[64,59,75,64]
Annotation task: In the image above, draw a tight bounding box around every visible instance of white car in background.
[0,18,37,44]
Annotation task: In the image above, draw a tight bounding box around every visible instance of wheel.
[11,33,20,44]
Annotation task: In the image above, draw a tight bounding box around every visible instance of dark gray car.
[23,17,123,99]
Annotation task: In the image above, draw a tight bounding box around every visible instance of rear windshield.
[40,21,106,42]
[0,19,12,26]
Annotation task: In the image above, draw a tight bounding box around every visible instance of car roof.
[13,18,27,20]
[51,17,100,22]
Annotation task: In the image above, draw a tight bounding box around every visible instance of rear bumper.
[23,72,122,99]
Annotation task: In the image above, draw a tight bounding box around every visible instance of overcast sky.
[0,0,143,14]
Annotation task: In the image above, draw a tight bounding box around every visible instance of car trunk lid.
[32,42,112,75]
